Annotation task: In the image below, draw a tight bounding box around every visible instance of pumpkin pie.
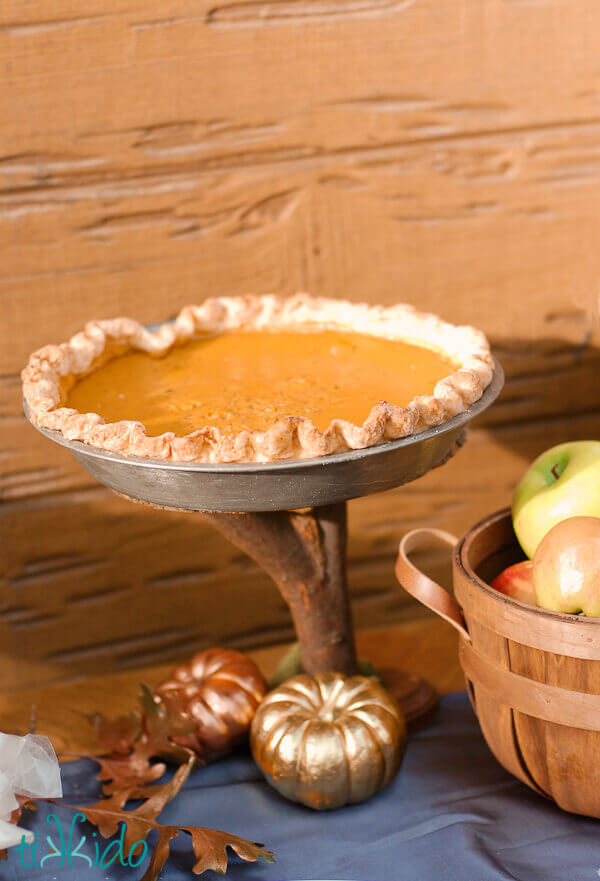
[22,294,494,463]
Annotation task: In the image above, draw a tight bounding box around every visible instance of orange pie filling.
[65,330,457,437]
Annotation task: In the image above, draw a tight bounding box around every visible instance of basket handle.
[395,528,471,642]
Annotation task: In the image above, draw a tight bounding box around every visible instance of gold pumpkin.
[250,672,407,811]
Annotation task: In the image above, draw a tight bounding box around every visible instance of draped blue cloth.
[5,692,598,880]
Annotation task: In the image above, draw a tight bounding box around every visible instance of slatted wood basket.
[396,508,600,818]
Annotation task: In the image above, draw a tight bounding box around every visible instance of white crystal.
[0,733,62,851]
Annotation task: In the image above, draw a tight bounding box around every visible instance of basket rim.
[454,506,600,628]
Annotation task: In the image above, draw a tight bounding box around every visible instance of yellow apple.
[532,516,600,615]
[512,441,600,558]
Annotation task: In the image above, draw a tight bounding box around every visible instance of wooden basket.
[396,508,600,818]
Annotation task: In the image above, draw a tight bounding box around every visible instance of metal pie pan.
[24,359,503,512]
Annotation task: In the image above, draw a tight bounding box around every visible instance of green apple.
[512,440,600,558]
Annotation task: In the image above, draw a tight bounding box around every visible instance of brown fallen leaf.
[96,752,167,795]
[92,752,196,830]
[88,709,142,755]
[140,826,179,881]
[48,799,275,881]
[45,750,275,877]
[138,684,201,765]
[82,684,201,814]
[91,684,200,772]
[6,667,276,877]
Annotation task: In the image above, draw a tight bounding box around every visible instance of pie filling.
[65,329,457,437]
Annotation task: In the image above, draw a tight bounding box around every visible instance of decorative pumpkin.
[155,648,267,761]
[250,672,407,810]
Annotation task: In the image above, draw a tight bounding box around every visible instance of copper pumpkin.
[250,672,407,811]
[155,648,267,761]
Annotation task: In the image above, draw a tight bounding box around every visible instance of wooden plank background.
[1,0,599,689]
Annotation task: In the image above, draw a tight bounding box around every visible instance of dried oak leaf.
[88,683,200,801]
[88,684,197,766]
[87,709,142,755]
[138,684,200,765]
[96,752,167,795]
[61,681,277,877]
[50,800,275,881]
[93,753,195,824]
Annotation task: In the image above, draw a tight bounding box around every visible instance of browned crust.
[22,294,494,463]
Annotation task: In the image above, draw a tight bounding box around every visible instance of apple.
[533,516,600,615]
[490,561,536,606]
[512,440,600,559]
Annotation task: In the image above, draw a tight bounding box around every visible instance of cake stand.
[24,359,503,727]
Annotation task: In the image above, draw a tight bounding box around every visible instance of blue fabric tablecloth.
[5,692,599,881]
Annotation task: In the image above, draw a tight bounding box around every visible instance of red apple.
[491,560,536,606]
[533,516,600,615]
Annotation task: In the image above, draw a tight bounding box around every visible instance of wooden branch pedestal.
[204,501,438,729]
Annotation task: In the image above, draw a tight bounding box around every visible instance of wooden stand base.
[204,502,356,676]
[204,501,438,729]
[380,668,439,732]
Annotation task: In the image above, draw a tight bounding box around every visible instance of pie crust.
[22,294,494,464]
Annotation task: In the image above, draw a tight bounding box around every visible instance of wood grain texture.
[451,510,600,818]
[3,412,600,689]
[0,618,464,756]
[1,0,600,687]
[205,504,357,675]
